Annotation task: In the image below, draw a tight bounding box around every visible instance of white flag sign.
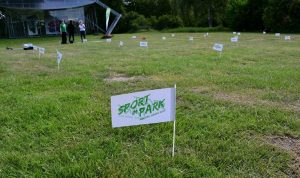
[33,45,38,51]
[57,51,62,64]
[39,47,45,54]
[237,32,241,35]
[213,43,224,52]
[275,33,280,37]
[132,36,137,39]
[233,32,237,34]
[189,37,193,41]
[106,38,112,43]
[263,31,266,34]
[83,39,88,43]
[285,36,291,40]
[171,34,175,37]
[231,36,238,42]
[162,36,166,40]
[119,41,124,47]
[140,41,148,47]
[111,88,176,128]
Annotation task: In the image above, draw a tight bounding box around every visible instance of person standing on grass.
[60,20,67,44]
[67,20,75,43]
[79,20,86,42]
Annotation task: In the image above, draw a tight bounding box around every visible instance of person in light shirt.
[79,20,86,42]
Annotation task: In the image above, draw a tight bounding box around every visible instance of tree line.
[102,0,300,33]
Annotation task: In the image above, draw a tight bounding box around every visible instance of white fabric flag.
[213,43,224,52]
[39,47,45,54]
[106,8,111,30]
[140,41,148,47]
[111,88,176,128]
[57,50,62,65]
[231,36,238,42]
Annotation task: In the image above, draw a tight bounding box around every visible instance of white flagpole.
[172,84,177,157]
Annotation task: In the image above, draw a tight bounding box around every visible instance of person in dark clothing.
[67,20,75,43]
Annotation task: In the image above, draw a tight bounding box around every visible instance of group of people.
[60,20,87,44]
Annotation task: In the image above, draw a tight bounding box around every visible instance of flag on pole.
[213,43,224,52]
[106,8,111,30]
[56,50,62,70]
[111,88,176,128]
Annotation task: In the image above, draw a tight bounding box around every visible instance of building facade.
[0,0,121,38]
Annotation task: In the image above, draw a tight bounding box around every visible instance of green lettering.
[118,105,125,115]
[124,103,130,113]
[139,107,145,117]
[145,104,152,114]
[158,99,165,109]
[152,101,159,111]
[130,99,138,109]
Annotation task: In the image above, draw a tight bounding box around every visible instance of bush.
[156,15,183,30]
[116,11,150,33]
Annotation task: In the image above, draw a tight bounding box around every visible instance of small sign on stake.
[132,36,137,39]
[38,47,45,59]
[285,36,291,41]
[171,34,175,37]
[106,38,112,43]
[263,31,266,35]
[119,41,124,47]
[111,86,177,156]
[237,32,241,36]
[189,37,193,41]
[162,36,166,40]
[231,36,238,42]
[233,32,237,34]
[83,39,88,43]
[213,43,224,57]
[140,41,148,48]
[56,50,62,70]
[275,33,281,37]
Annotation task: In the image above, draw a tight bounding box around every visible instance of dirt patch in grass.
[104,73,147,83]
[213,92,300,113]
[268,136,300,177]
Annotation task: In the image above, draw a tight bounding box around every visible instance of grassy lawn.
[0,32,299,177]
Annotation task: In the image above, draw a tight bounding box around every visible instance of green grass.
[0,32,299,177]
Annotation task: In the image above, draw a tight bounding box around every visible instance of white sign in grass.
[189,37,194,41]
[275,33,280,37]
[119,41,124,47]
[140,41,148,47]
[83,39,88,43]
[56,50,62,70]
[132,36,137,39]
[231,36,238,42]
[213,43,223,52]
[106,38,112,43]
[33,45,38,51]
[111,87,176,128]
[162,36,166,40]
[263,31,266,34]
[171,34,175,37]
[38,47,45,59]
[237,32,241,35]
[233,32,237,34]
[285,36,291,40]
[111,86,177,156]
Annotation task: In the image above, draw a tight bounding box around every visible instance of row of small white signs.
[27,44,63,69]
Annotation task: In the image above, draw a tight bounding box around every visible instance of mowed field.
[0,32,299,177]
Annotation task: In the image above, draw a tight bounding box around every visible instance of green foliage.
[263,0,300,32]
[117,11,150,33]
[156,15,183,30]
